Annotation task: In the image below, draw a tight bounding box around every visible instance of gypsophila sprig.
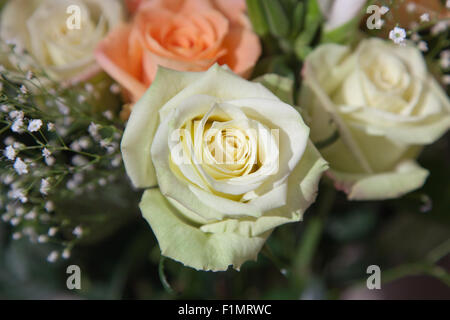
[1,42,126,261]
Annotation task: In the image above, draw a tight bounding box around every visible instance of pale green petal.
[253,73,294,104]
[329,160,429,201]
[158,64,279,120]
[121,67,202,188]
[140,189,269,271]
[201,141,329,236]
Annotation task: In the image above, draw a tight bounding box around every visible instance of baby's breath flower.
[47,122,55,131]
[28,119,43,132]
[4,145,16,160]
[13,157,28,175]
[110,83,121,94]
[72,155,88,167]
[0,104,9,112]
[47,251,59,263]
[44,201,55,212]
[12,232,22,240]
[420,13,429,23]
[25,210,37,220]
[45,156,56,166]
[40,178,50,195]
[48,227,58,237]
[417,41,428,52]
[62,248,71,259]
[443,75,450,85]
[56,101,70,115]
[9,110,23,120]
[103,110,113,120]
[73,226,83,238]
[88,122,100,139]
[389,27,406,44]
[406,2,416,12]
[42,148,51,158]
[11,118,24,133]
[19,85,28,94]
[10,217,21,226]
[38,235,48,243]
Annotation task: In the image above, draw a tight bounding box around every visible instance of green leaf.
[261,0,290,38]
[246,0,269,36]
[321,8,365,44]
[290,1,305,38]
[253,73,294,105]
[294,0,322,60]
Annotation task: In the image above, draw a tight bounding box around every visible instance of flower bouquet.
[0,0,449,299]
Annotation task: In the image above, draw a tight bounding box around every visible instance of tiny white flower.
[47,122,55,131]
[45,156,56,166]
[70,141,82,152]
[73,226,83,238]
[47,251,59,263]
[10,217,20,226]
[78,95,87,104]
[56,101,70,115]
[45,201,55,212]
[110,83,121,94]
[98,178,107,186]
[411,32,420,42]
[389,27,406,44]
[25,210,37,220]
[103,110,113,120]
[26,71,34,80]
[88,122,99,138]
[440,50,450,69]
[12,232,22,240]
[72,155,88,167]
[62,248,71,259]
[42,148,52,158]
[11,118,24,133]
[28,119,43,132]
[40,178,50,195]
[4,136,14,145]
[19,85,28,94]
[48,227,58,237]
[4,145,16,160]
[418,41,428,52]
[9,110,23,120]
[78,137,91,149]
[38,235,48,243]
[406,3,416,13]
[420,13,429,23]
[85,83,94,93]
[443,75,450,85]
[13,158,28,175]
[0,104,9,112]
[111,155,122,167]
[2,174,14,185]
[431,21,448,35]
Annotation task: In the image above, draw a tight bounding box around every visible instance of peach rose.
[96,0,261,102]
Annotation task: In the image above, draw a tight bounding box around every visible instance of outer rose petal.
[126,0,143,14]
[121,67,203,188]
[140,188,268,271]
[329,160,429,201]
[219,27,261,78]
[95,24,147,101]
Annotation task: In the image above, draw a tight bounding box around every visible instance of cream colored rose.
[121,65,328,271]
[300,38,450,200]
[0,0,124,82]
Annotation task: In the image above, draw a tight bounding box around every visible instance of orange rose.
[96,0,261,102]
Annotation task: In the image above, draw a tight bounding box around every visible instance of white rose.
[0,0,124,82]
[121,65,328,271]
[301,38,450,200]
